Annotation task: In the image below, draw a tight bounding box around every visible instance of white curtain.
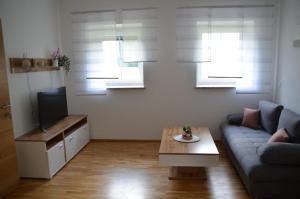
[71,9,158,94]
[122,8,158,62]
[71,11,117,95]
[176,8,210,63]
[236,7,275,94]
[176,6,276,93]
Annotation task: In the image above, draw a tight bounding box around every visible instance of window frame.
[106,62,145,89]
[196,21,244,88]
[101,36,145,89]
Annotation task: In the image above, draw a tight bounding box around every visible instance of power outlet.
[293,39,300,47]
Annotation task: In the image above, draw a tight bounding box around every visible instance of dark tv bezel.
[37,87,68,131]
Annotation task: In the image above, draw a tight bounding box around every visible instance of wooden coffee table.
[159,127,219,180]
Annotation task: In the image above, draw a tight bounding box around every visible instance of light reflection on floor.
[108,169,148,199]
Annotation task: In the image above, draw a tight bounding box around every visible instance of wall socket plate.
[293,39,300,47]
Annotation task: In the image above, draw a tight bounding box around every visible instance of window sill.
[195,85,236,88]
[107,85,145,89]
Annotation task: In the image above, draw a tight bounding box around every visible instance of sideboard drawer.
[47,141,65,178]
[65,124,90,162]
[77,124,90,149]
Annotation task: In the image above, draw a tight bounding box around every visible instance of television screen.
[37,87,68,131]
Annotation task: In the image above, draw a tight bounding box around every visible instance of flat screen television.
[37,87,68,131]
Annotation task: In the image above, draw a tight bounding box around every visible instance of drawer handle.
[69,136,73,142]
[59,143,63,149]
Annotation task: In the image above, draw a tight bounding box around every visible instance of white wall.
[60,0,277,140]
[276,0,300,113]
[0,0,65,138]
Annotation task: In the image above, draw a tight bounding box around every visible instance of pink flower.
[51,48,61,60]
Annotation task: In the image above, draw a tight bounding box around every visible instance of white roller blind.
[236,7,275,94]
[71,11,117,95]
[176,8,210,63]
[122,8,158,62]
[71,9,158,94]
[176,6,276,94]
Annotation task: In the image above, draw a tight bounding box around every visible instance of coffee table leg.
[168,166,206,180]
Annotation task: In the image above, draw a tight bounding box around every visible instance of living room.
[0,0,299,198]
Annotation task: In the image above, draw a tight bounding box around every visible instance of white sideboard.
[15,115,90,179]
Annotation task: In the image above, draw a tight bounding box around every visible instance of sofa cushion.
[222,125,300,183]
[257,143,300,166]
[222,125,270,163]
[267,128,289,143]
[278,109,300,143]
[242,108,260,129]
[259,101,283,134]
[227,113,243,126]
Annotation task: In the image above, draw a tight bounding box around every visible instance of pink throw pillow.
[242,108,260,129]
[268,128,289,143]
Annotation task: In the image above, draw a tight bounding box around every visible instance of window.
[197,32,243,87]
[71,9,158,95]
[176,6,276,93]
[91,38,144,89]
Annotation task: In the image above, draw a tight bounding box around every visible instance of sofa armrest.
[257,143,300,166]
[226,113,243,126]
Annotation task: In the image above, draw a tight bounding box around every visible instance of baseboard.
[91,139,161,142]
[91,139,221,143]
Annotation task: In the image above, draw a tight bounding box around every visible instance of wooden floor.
[6,141,251,199]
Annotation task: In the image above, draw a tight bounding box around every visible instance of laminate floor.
[6,141,251,199]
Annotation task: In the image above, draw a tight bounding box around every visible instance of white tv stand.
[15,115,90,179]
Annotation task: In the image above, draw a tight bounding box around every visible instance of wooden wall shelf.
[10,58,59,73]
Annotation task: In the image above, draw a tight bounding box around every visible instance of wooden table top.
[159,127,219,155]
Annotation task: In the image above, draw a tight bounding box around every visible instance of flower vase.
[182,132,193,140]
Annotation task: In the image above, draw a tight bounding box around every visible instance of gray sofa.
[221,101,300,199]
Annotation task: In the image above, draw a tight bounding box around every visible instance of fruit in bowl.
[182,126,193,140]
